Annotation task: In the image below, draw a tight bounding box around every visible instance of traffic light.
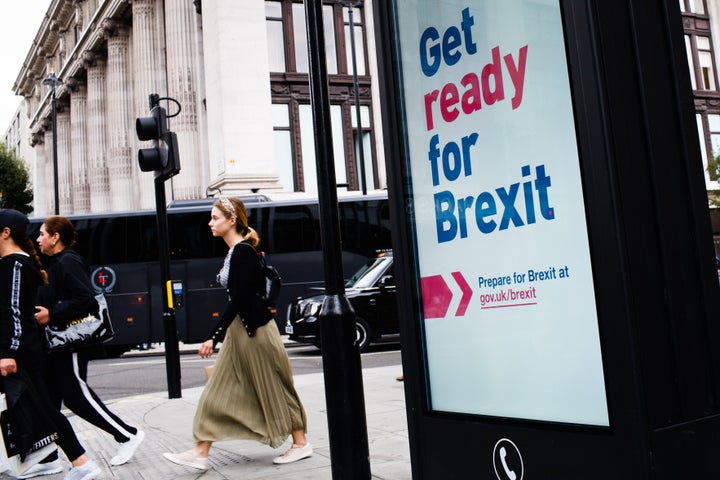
[136,96,181,180]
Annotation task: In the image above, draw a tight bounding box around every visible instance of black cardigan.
[206,241,272,343]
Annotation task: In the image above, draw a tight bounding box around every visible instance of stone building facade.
[681,0,720,249]
[10,0,385,216]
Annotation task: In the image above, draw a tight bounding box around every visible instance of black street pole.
[154,175,182,398]
[43,69,62,215]
[51,89,59,214]
[343,1,367,195]
[304,1,371,479]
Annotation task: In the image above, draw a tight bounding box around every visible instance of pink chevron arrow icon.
[421,271,473,319]
[451,271,473,316]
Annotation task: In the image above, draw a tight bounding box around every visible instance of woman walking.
[163,196,311,470]
[0,209,102,480]
[34,216,145,467]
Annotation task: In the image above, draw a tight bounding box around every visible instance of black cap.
[0,209,29,239]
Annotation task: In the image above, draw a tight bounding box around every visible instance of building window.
[707,114,720,179]
[679,0,706,14]
[266,2,286,72]
[698,114,712,181]
[268,2,338,74]
[290,4,338,74]
[267,0,375,194]
[680,0,715,92]
[352,105,373,190]
[684,34,718,91]
[697,36,716,90]
[682,0,720,187]
[343,6,366,75]
[292,3,309,73]
[272,104,295,190]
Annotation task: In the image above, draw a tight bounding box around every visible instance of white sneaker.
[110,430,145,466]
[272,443,313,464]
[63,459,101,480]
[162,450,209,470]
[18,460,63,478]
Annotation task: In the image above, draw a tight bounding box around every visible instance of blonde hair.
[214,196,260,247]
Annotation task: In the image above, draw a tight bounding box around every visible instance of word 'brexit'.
[434,164,555,243]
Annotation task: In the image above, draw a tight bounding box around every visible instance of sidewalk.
[5,360,411,479]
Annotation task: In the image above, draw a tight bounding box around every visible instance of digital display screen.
[395,0,609,426]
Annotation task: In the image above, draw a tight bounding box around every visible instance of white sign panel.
[396,0,609,426]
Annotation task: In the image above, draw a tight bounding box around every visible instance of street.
[86,341,402,401]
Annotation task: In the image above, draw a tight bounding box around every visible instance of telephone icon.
[493,438,523,480]
[499,446,517,480]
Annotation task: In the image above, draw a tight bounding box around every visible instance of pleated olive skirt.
[192,317,307,448]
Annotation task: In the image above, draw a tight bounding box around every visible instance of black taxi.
[285,251,396,351]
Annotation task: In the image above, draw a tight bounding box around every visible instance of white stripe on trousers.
[70,351,133,440]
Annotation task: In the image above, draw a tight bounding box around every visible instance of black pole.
[51,87,59,215]
[43,70,62,214]
[345,2,367,195]
[304,1,371,478]
[154,176,182,398]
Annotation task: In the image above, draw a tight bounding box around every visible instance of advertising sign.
[395,0,609,426]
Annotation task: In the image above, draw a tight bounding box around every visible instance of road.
[86,341,402,401]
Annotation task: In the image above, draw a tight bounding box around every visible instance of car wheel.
[355,317,373,352]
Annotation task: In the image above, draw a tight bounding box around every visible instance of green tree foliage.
[709,154,720,180]
[706,154,720,208]
[0,144,33,214]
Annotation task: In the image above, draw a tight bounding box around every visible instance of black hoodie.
[0,253,44,373]
[36,248,97,328]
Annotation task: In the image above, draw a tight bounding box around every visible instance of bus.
[28,192,391,356]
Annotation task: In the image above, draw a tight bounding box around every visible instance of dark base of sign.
[651,413,720,480]
[418,417,620,480]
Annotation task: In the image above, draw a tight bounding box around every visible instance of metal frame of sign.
[374,0,720,478]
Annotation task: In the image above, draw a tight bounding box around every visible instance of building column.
[29,131,47,217]
[86,56,112,213]
[132,0,163,209]
[201,0,280,195]
[69,81,91,213]
[165,0,204,199]
[57,107,73,215]
[105,22,136,212]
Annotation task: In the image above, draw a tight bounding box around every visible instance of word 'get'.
[419,7,529,131]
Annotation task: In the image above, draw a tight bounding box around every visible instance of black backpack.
[257,251,282,314]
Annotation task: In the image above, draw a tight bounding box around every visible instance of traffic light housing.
[136,99,181,181]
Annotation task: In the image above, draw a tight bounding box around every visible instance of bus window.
[169,211,225,260]
[267,204,320,253]
[338,200,392,256]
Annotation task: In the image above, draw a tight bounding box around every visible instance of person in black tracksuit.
[0,208,102,480]
[34,216,145,467]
